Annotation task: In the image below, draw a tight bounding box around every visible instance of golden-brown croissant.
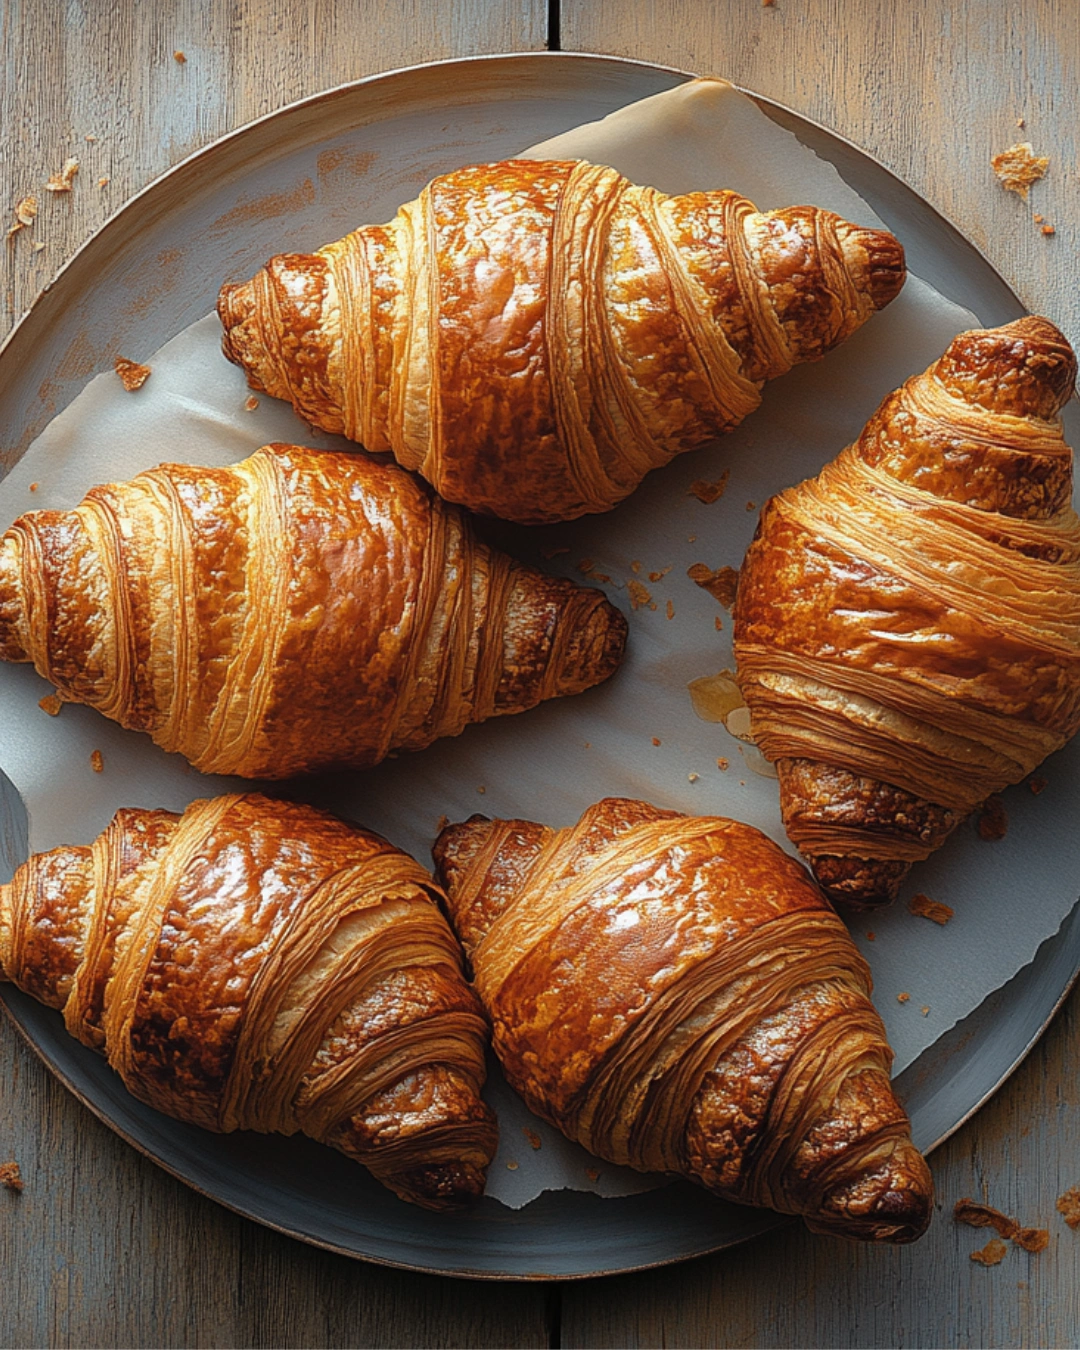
[0,442,626,779]
[218,159,905,524]
[0,793,498,1208]
[734,317,1080,907]
[433,797,933,1241]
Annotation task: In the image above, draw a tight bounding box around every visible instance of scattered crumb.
[85,133,97,143]
[505,1160,518,1171]
[991,142,1049,199]
[90,749,104,773]
[29,482,38,492]
[1014,1227,1050,1253]
[244,394,260,412]
[666,599,675,620]
[763,0,776,7]
[717,757,728,771]
[0,1161,23,1192]
[435,814,449,834]
[1033,214,1044,223]
[897,992,910,1003]
[583,741,591,749]
[970,1237,1009,1267]
[714,615,723,632]
[909,893,954,926]
[688,470,730,504]
[114,356,152,391]
[1029,775,1048,795]
[174,49,187,63]
[651,737,661,747]
[44,158,79,193]
[523,1128,542,1151]
[627,579,652,611]
[1041,224,1056,236]
[631,560,642,574]
[32,240,46,253]
[688,772,699,783]
[647,601,657,612]
[745,500,756,512]
[687,562,739,607]
[539,544,568,559]
[866,931,876,941]
[577,558,594,573]
[97,177,109,188]
[1016,117,1025,128]
[921,1006,930,1016]
[7,194,37,239]
[1056,1186,1080,1229]
[585,1167,601,1182]
[477,785,486,795]
[977,794,1008,841]
[648,566,672,583]
[38,693,63,717]
[687,534,697,543]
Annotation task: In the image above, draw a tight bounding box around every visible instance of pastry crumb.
[244,394,260,411]
[687,534,697,543]
[523,1128,542,1151]
[7,194,37,239]
[631,560,642,574]
[688,470,730,504]
[38,693,63,717]
[627,579,652,611]
[85,132,97,143]
[977,794,1008,841]
[687,563,739,608]
[651,737,661,746]
[954,1198,1045,1252]
[32,240,46,253]
[1041,224,1056,236]
[666,599,675,620]
[714,615,723,631]
[505,1160,518,1171]
[585,1167,601,1182]
[921,1006,930,1016]
[866,931,875,941]
[991,142,1049,198]
[0,1161,23,1192]
[1014,1227,1049,1253]
[114,356,152,391]
[1029,775,1048,795]
[44,158,79,193]
[648,565,672,582]
[1056,1186,1080,1229]
[897,992,910,1003]
[476,785,485,795]
[970,1237,1009,1267]
[688,772,699,783]
[717,757,728,771]
[174,50,187,63]
[29,482,38,492]
[745,500,756,512]
[539,544,568,559]
[1016,117,1025,128]
[97,177,110,188]
[435,814,449,834]
[90,749,104,773]
[909,893,954,925]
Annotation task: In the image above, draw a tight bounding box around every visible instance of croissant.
[0,793,498,1208]
[218,159,905,524]
[0,442,626,779]
[432,797,933,1241]
[733,317,1080,907]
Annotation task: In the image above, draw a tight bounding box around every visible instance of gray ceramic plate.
[1,52,1078,1280]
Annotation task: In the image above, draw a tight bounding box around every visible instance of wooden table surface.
[2,3,1079,1346]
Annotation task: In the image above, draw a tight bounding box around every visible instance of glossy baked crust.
[218,159,905,524]
[734,317,1080,906]
[0,442,626,778]
[0,793,498,1209]
[433,797,933,1242]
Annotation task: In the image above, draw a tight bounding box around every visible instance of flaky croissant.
[734,317,1080,907]
[218,159,905,524]
[0,442,625,779]
[0,793,498,1208]
[433,798,933,1241]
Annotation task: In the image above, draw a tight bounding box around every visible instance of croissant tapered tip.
[850,224,907,313]
[0,534,28,663]
[217,277,257,372]
[806,1140,935,1243]
[935,316,1077,420]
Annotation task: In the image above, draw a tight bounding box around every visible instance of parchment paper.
[1,78,1077,1209]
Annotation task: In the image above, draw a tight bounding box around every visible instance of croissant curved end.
[849,224,906,313]
[804,1139,935,1243]
[217,277,264,385]
[935,315,1078,420]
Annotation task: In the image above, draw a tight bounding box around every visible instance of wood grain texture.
[3,1,1080,1347]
